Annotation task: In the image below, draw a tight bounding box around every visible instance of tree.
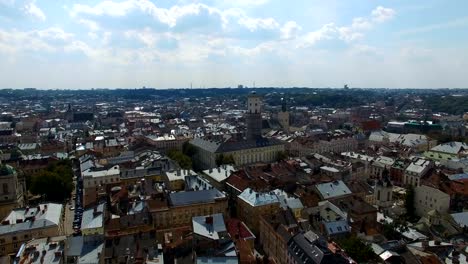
[382,219,408,240]
[182,141,197,157]
[216,154,235,166]
[338,236,377,263]
[168,149,192,169]
[216,154,224,166]
[277,151,288,161]
[29,160,73,202]
[404,185,417,222]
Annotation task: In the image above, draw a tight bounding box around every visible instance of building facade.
[0,165,25,221]
[414,185,450,217]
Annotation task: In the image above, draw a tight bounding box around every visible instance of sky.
[1,0,468,89]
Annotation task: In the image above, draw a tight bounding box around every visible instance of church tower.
[246,92,263,140]
[278,98,290,134]
[375,168,393,213]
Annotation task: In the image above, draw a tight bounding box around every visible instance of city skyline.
[1,0,468,89]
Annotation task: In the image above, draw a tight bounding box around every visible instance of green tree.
[404,185,417,222]
[215,154,235,166]
[215,154,224,166]
[182,141,197,157]
[338,236,377,263]
[277,151,288,161]
[29,160,73,202]
[168,149,192,169]
[382,219,408,240]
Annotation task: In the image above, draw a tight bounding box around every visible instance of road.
[62,176,77,236]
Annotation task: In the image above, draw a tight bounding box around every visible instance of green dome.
[0,165,16,176]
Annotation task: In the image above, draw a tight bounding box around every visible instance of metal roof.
[169,189,225,207]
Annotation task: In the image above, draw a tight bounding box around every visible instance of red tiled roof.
[226,218,255,240]
[226,173,250,192]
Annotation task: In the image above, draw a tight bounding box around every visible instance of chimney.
[421,240,429,249]
[452,251,460,264]
[205,216,213,224]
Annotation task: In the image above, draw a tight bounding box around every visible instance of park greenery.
[215,154,235,166]
[338,235,377,263]
[28,159,74,202]
[168,149,193,169]
[404,185,419,222]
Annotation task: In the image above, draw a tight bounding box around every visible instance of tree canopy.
[29,159,74,202]
[404,185,418,222]
[168,149,192,169]
[338,236,377,263]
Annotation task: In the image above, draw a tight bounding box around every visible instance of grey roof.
[196,257,239,264]
[216,138,283,153]
[288,231,349,264]
[169,189,225,207]
[66,236,104,264]
[190,138,221,153]
[288,232,325,264]
[430,142,468,154]
[448,173,468,181]
[192,213,226,240]
[238,188,279,207]
[0,203,63,235]
[451,212,468,228]
[81,203,105,231]
[323,220,350,236]
[315,180,352,199]
[190,137,283,154]
[14,236,66,264]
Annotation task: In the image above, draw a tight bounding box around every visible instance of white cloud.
[338,27,364,42]
[78,19,100,31]
[337,7,395,43]
[216,0,269,7]
[397,17,468,36]
[371,6,396,23]
[0,0,15,6]
[70,0,282,36]
[23,0,46,21]
[0,28,56,53]
[237,17,279,31]
[36,27,74,41]
[125,28,158,47]
[350,17,373,30]
[299,23,337,47]
[281,21,301,40]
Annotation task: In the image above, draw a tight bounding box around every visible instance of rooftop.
[14,236,66,264]
[430,141,468,154]
[81,203,105,231]
[192,213,227,240]
[165,169,197,183]
[169,188,226,207]
[238,188,279,207]
[0,203,63,235]
[82,165,120,178]
[203,165,235,183]
[315,180,352,199]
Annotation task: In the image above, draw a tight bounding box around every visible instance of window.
[12,236,17,241]
[2,183,8,194]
